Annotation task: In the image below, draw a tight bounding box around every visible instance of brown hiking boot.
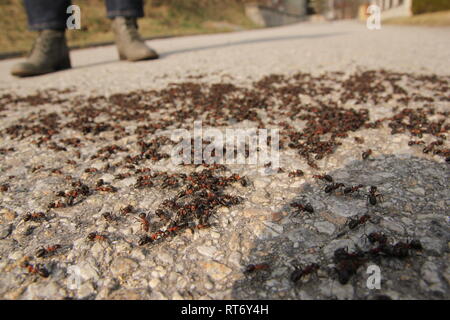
[112,17,159,62]
[11,30,71,77]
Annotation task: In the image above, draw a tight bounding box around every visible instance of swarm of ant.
[1,70,447,289]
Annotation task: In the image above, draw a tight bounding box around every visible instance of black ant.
[290,263,320,283]
[288,170,304,178]
[137,213,150,232]
[138,235,153,246]
[120,205,134,215]
[290,202,314,215]
[362,149,372,160]
[87,232,107,241]
[313,174,333,183]
[36,245,61,258]
[21,261,49,278]
[23,212,46,222]
[324,183,345,194]
[102,212,115,222]
[244,263,270,274]
[343,184,364,195]
[367,186,383,205]
[367,232,388,245]
[348,214,371,230]
[333,247,367,285]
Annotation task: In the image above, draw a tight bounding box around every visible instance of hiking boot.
[11,30,71,77]
[112,17,159,62]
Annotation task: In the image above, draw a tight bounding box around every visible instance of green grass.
[383,10,450,27]
[0,0,258,55]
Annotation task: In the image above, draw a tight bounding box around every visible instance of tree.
[309,0,329,14]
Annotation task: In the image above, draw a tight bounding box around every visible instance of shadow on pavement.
[231,154,449,300]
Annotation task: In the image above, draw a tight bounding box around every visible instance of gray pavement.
[0,21,449,300]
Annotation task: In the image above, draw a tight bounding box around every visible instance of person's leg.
[23,0,71,30]
[11,0,72,77]
[104,0,144,19]
[106,0,158,61]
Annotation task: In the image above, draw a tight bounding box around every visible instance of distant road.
[0,20,449,95]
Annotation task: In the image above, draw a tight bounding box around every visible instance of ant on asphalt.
[244,263,270,275]
[324,183,345,194]
[348,214,371,230]
[290,201,314,216]
[290,263,320,283]
[313,174,333,183]
[367,186,383,206]
[21,261,50,278]
[35,245,61,258]
[343,184,365,196]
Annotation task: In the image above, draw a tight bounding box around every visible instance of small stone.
[172,291,184,300]
[314,221,336,235]
[149,278,160,289]
[1,208,16,221]
[410,187,425,196]
[251,191,269,204]
[228,251,242,267]
[77,282,96,299]
[263,221,283,234]
[77,261,100,281]
[253,178,270,189]
[271,211,286,222]
[110,257,138,277]
[421,261,445,294]
[0,224,12,239]
[108,288,147,300]
[197,245,217,258]
[200,261,232,281]
[157,251,174,265]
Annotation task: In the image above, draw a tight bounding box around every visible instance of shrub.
[412,0,450,15]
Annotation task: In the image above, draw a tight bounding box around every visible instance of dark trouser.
[24,0,144,30]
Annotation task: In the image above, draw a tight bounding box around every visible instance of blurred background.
[1,0,449,57]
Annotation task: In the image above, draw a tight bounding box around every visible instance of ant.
[367,186,383,205]
[23,212,46,222]
[244,263,270,274]
[354,137,364,144]
[36,244,61,258]
[137,213,150,232]
[87,232,107,241]
[289,170,304,178]
[408,140,425,146]
[102,212,115,222]
[333,247,367,285]
[21,261,49,278]
[348,214,371,230]
[290,263,320,283]
[343,184,364,195]
[48,200,66,209]
[324,183,345,194]
[367,232,388,245]
[138,235,153,246]
[95,185,117,193]
[362,149,372,160]
[120,205,134,215]
[290,202,314,215]
[313,174,333,183]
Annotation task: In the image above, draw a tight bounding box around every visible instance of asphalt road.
[0,20,449,95]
